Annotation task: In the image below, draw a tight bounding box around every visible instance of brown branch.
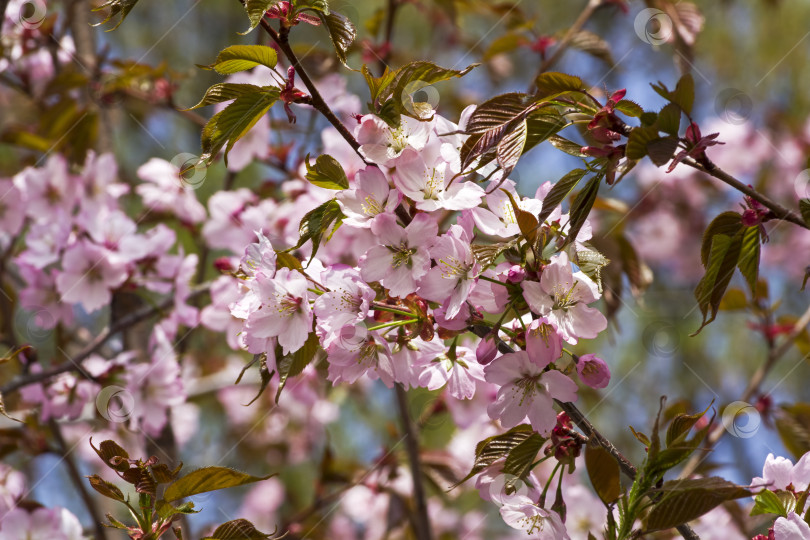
[683,157,808,230]
[0,284,210,396]
[49,419,109,540]
[394,384,433,540]
[257,19,369,165]
[679,302,810,478]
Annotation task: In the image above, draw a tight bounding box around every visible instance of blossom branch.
[256,18,369,164]
[679,301,810,478]
[0,284,211,396]
[394,383,433,540]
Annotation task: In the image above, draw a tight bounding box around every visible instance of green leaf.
[318,10,356,67]
[163,467,274,503]
[241,0,279,34]
[657,103,681,136]
[750,489,790,518]
[294,0,329,13]
[200,87,279,166]
[455,425,535,486]
[625,126,658,160]
[701,212,743,266]
[471,239,518,269]
[203,518,277,539]
[547,135,587,157]
[575,247,610,294]
[155,500,199,520]
[152,463,183,484]
[304,154,349,190]
[629,426,651,447]
[384,61,478,121]
[496,118,528,175]
[184,83,263,110]
[524,112,568,153]
[275,332,320,403]
[92,0,140,31]
[693,232,743,335]
[564,175,601,248]
[646,477,750,532]
[465,93,535,134]
[537,169,587,224]
[651,74,695,115]
[288,199,344,260]
[614,99,644,117]
[503,433,546,480]
[585,444,622,504]
[87,475,126,502]
[202,45,278,75]
[568,30,614,67]
[665,403,712,448]
[738,225,761,291]
[90,439,131,473]
[775,403,810,460]
[647,136,680,167]
[534,72,584,99]
[800,199,810,226]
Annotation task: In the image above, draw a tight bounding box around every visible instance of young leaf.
[750,489,790,518]
[693,232,743,334]
[502,433,546,479]
[646,477,750,532]
[665,402,712,448]
[651,74,695,115]
[568,29,615,67]
[625,126,658,160]
[563,175,601,247]
[163,467,274,503]
[90,439,131,473]
[202,45,279,75]
[155,500,199,520]
[317,10,356,67]
[200,88,279,166]
[614,99,644,117]
[86,475,126,502]
[534,72,584,99]
[465,93,536,134]
[304,154,349,190]
[547,135,588,157]
[585,444,622,504]
[701,212,743,266]
[737,225,761,291]
[203,518,277,539]
[524,112,568,153]
[241,0,279,34]
[647,136,680,167]
[496,118,528,175]
[657,103,681,136]
[93,0,140,31]
[275,332,320,403]
[502,189,538,244]
[184,83,263,110]
[537,169,587,224]
[287,199,344,260]
[455,425,535,486]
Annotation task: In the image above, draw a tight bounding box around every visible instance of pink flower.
[55,240,128,313]
[326,327,395,387]
[16,219,71,269]
[78,152,129,214]
[136,157,207,224]
[484,351,578,435]
[522,251,607,344]
[200,275,245,350]
[0,180,25,248]
[469,179,546,238]
[499,497,570,539]
[244,267,313,354]
[0,506,84,540]
[752,452,810,492]
[576,353,611,389]
[19,266,74,329]
[20,370,98,422]
[356,114,431,165]
[360,213,437,298]
[774,512,810,540]
[418,228,481,319]
[241,229,277,278]
[525,318,562,367]
[314,266,375,347]
[13,154,77,218]
[202,188,259,250]
[336,166,401,228]
[416,344,485,400]
[394,147,484,212]
[0,465,25,521]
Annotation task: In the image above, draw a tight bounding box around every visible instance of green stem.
[478,275,509,287]
[372,303,417,318]
[368,318,420,332]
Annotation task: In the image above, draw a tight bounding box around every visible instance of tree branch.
[257,19,369,165]
[394,383,432,540]
[0,284,210,396]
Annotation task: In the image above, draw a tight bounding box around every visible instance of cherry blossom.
[419,226,481,318]
[415,343,485,400]
[136,157,207,224]
[484,351,578,435]
[326,327,395,387]
[244,267,313,354]
[55,239,129,313]
[576,353,611,388]
[752,452,810,492]
[0,506,84,540]
[359,213,437,298]
[356,114,431,165]
[394,146,484,212]
[336,166,401,228]
[499,495,570,539]
[773,512,810,540]
[522,251,608,344]
[314,266,375,347]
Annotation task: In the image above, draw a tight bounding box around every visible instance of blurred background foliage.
[3,0,810,537]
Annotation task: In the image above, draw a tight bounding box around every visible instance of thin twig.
[679,302,810,478]
[0,284,211,396]
[257,19,369,164]
[394,384,433,540]
[49,418,109,540]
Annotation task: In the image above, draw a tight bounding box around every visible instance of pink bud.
[576,354,611,389]
[476,335,498,365]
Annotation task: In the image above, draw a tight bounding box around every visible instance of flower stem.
[368,318,420,332]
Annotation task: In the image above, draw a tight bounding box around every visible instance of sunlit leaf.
[163,467,274,503]
[201,45,279,75]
